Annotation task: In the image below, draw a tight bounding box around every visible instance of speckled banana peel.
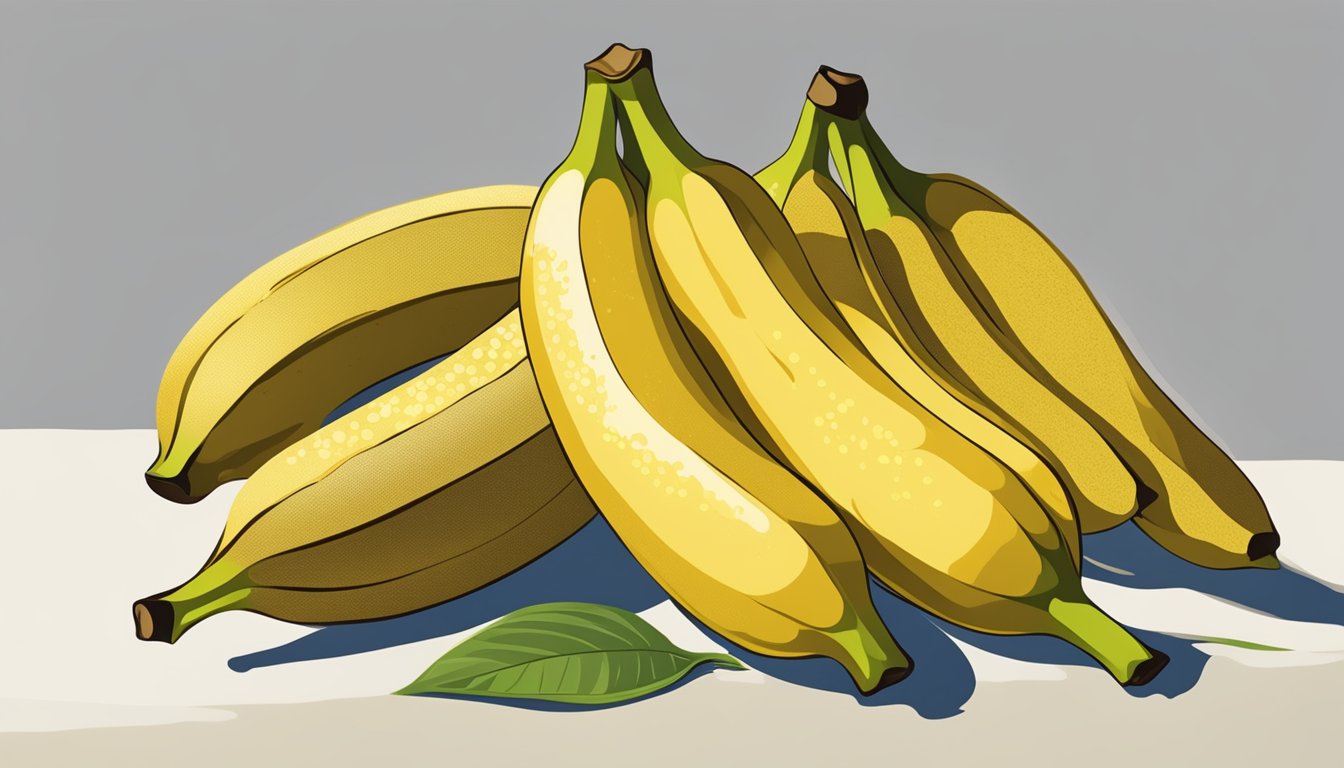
[133,310,597,643]
[603,46,1166,686]
[755,98,1082,570]
[815,67,1278,570]
[520,53,912,695]
[796,78,1140,539]
[146,184,536,504]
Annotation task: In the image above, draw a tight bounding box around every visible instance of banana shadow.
[932,620,1209,699]
[1082,523,1344,626]
[226,517,979,718]
[227,517,670,673]
[678,586,979,719]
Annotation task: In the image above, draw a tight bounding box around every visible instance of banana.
[520,52,911,694]
[754,95,1081,568]
[146,185,536,504]
[605,46,1166,685]
[802,70,1139,536]
[133,310,596,643]
[817,69,1278,569]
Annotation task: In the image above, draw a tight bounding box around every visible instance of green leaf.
[395,602,746,705]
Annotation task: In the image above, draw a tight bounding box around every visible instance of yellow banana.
[755,96,1081,568]
[819,69,1278,569]
[147,185,536,503]
[606,46,1165,685]
[520,53,911,694]
[133,310,596,643]
[805,70,1139,535]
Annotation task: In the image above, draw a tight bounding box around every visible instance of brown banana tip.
[1246,531,1280,562]
[585,44,650,82]
[144,471,201,505]
[133,599,175,643]
[808,66,869,119]
[1124,648,1170,687]
[864,662,914,695]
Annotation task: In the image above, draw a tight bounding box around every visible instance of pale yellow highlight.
[524,170,813,600]
[220,310,527,548]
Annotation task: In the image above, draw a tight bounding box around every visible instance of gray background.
[1,0,1339,459]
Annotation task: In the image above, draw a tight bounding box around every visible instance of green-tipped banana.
[818,68,1278,569]
[133,311,596,643]
[604,46,1165,686]
[755,95,1081,568]
[519,50,911,695]
[147,185,536,503]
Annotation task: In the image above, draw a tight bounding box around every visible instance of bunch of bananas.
[134,45,1279,694]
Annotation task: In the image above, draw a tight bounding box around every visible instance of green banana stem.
[825,115,913,227]
[613,100,651,189]
[606,67,707,180]
[856,113,928,190]
[756,101,834,208]
[1047,597,1164,685]
[134,559,253,643]
[560,73,621,179]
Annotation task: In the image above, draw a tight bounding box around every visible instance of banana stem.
[756,101,833,208]
[605,67,706,177]
[825,116,908,227]
[561,73,621,178]
[1047,598,1167,685]
[133,559,252,643]
[613,100,650,189]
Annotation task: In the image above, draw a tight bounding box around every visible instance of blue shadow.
[228,517,669,672]
[228,514,979,717]
[1081,523,1344,626]
[676,583,978,719]
[322,355,448,426]
[933,619,1209,699]
[234,513,1320,710]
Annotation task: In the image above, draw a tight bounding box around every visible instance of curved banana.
[803,71,1139,535]
[755,96,1081,568]
[606,46,1165,685]
[819,70,1278,569]
[520,55,911,694]
[133,310,596,643]
[147,185,536,503]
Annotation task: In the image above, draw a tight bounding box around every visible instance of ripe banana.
[804,71,1139,536]
[754,96,1081,568]
[816,69,1278,569]
[133,310,596,643]
[146,185,536,504]
[520,54,912,694]
[605,46,1165,685]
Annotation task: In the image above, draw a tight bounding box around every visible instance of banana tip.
[133,600,175,643]
[144,471,202,505]
[863,662,914,695]
[1246,531,1280,563]
[807,66,868,119]
[1123,648,1170,687]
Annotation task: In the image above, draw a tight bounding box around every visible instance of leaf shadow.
[1082,522,1344,626]
[228,517,670,672]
